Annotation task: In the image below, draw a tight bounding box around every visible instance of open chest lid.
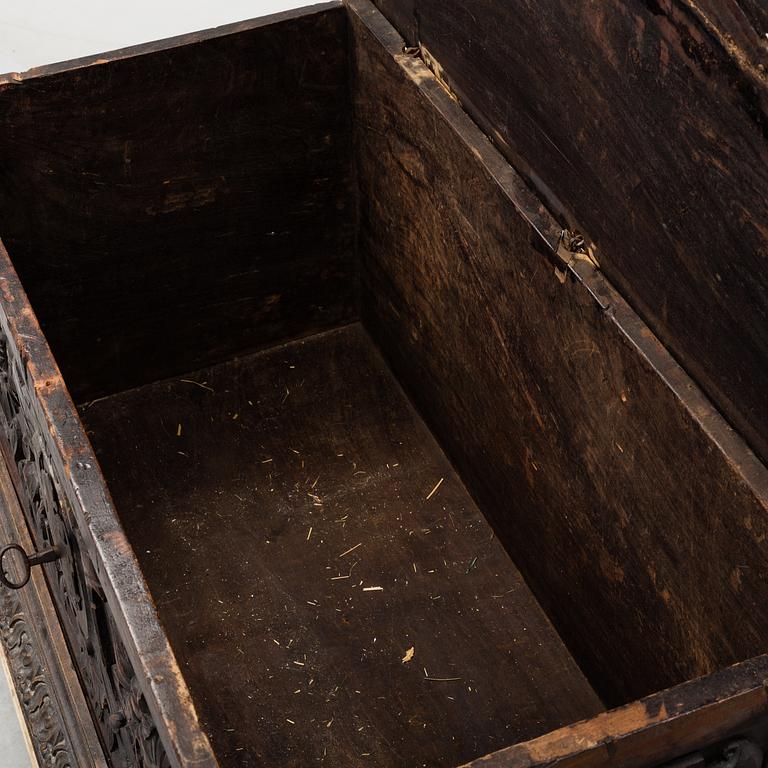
[368,0,768,468]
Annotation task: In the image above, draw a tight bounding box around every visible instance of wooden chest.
[0,1,766,766]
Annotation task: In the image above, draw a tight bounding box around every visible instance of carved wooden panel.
[0,583,72,767]
[0,315,170,768]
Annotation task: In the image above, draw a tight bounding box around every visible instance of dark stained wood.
[0,3,355,402]
[349,0,768,708]
[79,323,603,768]
[0,239,218,767]
[364,0,768,467]
[463,656,768,768]
[1,2,768,766]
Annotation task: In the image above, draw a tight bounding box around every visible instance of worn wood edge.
[345,0,564,251]
[0,455,107,768]
[0,239,218,768]
[460,657,768,768]
[347,0,768,514]
[676,0,767,84]
[0,0,341,84]
[572,260,768,504]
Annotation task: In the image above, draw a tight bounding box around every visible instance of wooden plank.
[79,323,603,768]
[349,0,768,708]
[363,0,768,467]
[0,4,355,402]
[0,238,218,767]
[462,657,768,768]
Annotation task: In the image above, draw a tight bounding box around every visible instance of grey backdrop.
[0,0,310,74]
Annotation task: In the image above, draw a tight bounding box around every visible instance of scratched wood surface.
[0,3,355,402]
[79,323,602,768]
[349,0,768,707]
[1,1,768,765]
[366,0,768,468]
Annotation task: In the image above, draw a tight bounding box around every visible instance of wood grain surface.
[80,323,602,768]
[350,0,768,707]
[1,1,767,765]
[365,0,768,467]
[0,4,355,402]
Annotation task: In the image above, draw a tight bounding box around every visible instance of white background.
[0,0,313,74]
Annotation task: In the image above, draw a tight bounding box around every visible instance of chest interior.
[0,3,766,767]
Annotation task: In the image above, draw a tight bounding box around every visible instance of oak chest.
[0,1,767,767]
